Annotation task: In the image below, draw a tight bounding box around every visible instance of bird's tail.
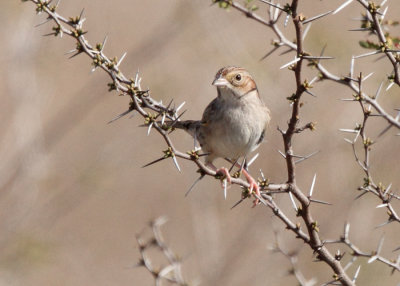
[140,119,200,138]
[171,120,200,138]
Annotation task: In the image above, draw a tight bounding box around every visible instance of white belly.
[200,101,267,161]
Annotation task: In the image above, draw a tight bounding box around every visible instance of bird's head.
[212,66,258,99]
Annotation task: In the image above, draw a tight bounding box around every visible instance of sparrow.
[174,66,270,205]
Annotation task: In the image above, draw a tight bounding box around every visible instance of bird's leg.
[241,169,260,207]
[234,160,260,207]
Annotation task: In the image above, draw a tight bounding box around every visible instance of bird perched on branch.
[173,66,270,206]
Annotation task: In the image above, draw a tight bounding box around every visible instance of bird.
[173,66,270,206]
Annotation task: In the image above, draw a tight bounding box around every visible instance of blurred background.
[1,0,400,285]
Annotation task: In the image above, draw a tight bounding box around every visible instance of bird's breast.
[199,100,269,160]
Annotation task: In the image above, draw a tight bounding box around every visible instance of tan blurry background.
[1,0,400,285]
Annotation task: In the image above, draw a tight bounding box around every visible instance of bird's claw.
[249,182,261,208]
[216,167,232,184]
[241,169,261,207]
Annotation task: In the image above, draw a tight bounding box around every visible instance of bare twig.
[136,217,189,285]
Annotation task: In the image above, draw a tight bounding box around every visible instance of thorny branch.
[356,0,400,86]
[24,0,400,285]
[136,217,189,286]
[324,222,400,275]
[317,0,400,130]
[215,0,400,284]
[25,0,289,194]
[270,232,317,286]
[329,73,400,276]
[277,1,354,285]
[341,73,400,225]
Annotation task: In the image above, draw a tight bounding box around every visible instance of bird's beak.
[212,77,229,87]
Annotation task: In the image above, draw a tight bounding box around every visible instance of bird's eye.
[235,74,242,81]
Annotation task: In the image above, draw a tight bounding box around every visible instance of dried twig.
[136,217,189,286]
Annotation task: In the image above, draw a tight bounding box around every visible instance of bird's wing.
[201,97,221,125]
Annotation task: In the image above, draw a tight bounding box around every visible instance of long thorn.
[295,150,320,164]
[247,153,259,167]
[353,50,381,59]
[284,14,290,27]
[352,265,361,282]
[117,52,127,67]
[302,55,334,60]
[68,51,83,59]
[288,192,298,211]
[376,203,388,208]
[166,98,174,111]
[354,190,368,200]
[142,156,167,168]
[302,23,312,41]
[377,236,385,254]
[310,198,332,205]
[35,18,52,27]
[333,0,353,15]
[309,76,319,85]
[344,222,350,240]
[101,35,108,52]
[375,81,384,100]
[339,128,359,133]
[55,0,62,8]
[280,57,300,69]
[259,0,286,11]
[386,81,395,91]
[172,156,181,172]
[185,174,205,197]
[305,90,316,97]
[350,57,355,78]
[375,220,393,228]
[65,48,77,55]
[231,198,245,209]
[302,10,332,25]
[260,46,280,61]
[79,8,85,19]
[278,150,286,159]
[259,169,266,181]
[383,183,392,196]
[377,124,392,138]
[228,158,239,173]
[308,174,317,197]
[223,179,227,199]
[362,72,374,82]
[161,113,166,125]
[168,110,187,131]
[107,108,134,124]
[147,122,153,136]
[279,48,293,56]
[348,27,372,32]
[381,6,388,20]
[176,101,186,113]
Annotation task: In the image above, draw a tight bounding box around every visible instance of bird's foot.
[241,169,261,207]
[215,167,232,185]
